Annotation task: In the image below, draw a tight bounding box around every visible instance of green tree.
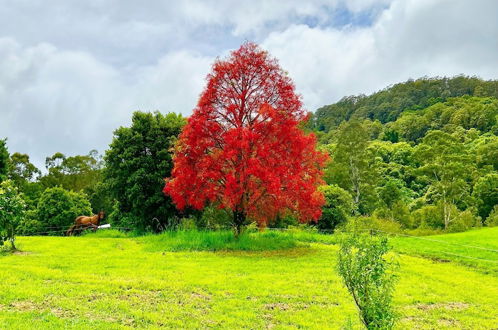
[35,187,92,234]
[0,181,26,250]
[104,111,186,231]
[327,121,377,215]
[0,139,9,183]
[414,131,473,229]
[476,137,498,171]
[318,185,353,231]
[473,173,498,221]
[8,153,43,209]
[338,233,397,329]
[40,150,102,192]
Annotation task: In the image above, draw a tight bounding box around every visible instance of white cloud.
[0,38,212,169]
[262,0,498,110]
[1,0,498,169]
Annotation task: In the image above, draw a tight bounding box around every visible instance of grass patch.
[138,230,303,252]
[390,227,498,275]
[1,233,498,328]
[81,229,132,238]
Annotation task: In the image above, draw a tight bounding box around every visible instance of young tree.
[338,233,397,329]
[165,43,327,235]
[0,181,25,250]
[105,111,186,231]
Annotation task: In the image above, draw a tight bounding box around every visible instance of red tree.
[164,42,328,235]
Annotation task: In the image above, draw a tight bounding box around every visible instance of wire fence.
[16,224,498,264]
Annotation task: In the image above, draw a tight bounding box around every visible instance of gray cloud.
[1,0,497,170]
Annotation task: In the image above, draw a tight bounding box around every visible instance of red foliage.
[164,42,328,227]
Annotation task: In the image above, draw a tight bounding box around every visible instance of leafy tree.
[9,152,41,184]
[317,185,353,231]
[0,139,9,183]
[414,131,473,229]
[473,173,498,221]
[327,120,377,215]
[0,180,25,250]
[8,153,43,209]
[35,187,92,234]
[476,137,498,170]
[165,43,327,235]
[40,150,102,192]
[105,111,186,231]
[338,233,397,329]
[485,206,498,227]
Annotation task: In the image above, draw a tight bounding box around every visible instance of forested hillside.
[312,76,498,131]
[316,76,498,234]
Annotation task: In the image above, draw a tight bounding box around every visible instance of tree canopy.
[165,42,327,234]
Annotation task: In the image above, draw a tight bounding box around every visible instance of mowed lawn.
[0,230,498,329]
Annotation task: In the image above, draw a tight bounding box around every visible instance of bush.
[485,206,498,227]
[447,209,480,233]
[35,187,92,234]
[343,216,403,235]
[337,232,397,329]
[196,206,232,230]
[318,185,353,231]
[0,181,25,250]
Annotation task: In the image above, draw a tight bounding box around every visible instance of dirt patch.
[265,303,290,311]
[429,256,451,263]
[415,302,469,311]
[438,317,460,327]
[10,300,41,311]
[12,251,32,256]
[191,291,211,301]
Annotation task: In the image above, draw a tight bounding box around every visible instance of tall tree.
[414,130,473,229]
[165,42,327,235]
[9,153,41,185]
[105,111,185,231]
[328,121,377,215]
[40,151,102,192]
[0,139,9,183]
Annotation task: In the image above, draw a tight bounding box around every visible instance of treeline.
[0,112,189,235]
[1,76,498,236]
[314,90,498,233]
[311,76,498,131]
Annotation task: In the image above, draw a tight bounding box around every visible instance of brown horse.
[66,211,105,236]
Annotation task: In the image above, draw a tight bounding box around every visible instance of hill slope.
[312,76,498,132]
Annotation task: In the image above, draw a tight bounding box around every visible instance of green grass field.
[1,228,497,329]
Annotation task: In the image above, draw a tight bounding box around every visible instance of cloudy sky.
[2,0,498,169]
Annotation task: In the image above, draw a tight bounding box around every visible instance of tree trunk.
[233,210,246,237]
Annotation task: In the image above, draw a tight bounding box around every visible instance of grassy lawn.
[0,229,497,329]
[390,227,498,275]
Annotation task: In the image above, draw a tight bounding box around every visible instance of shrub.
[196,206,232,230]
[343,216,402,235]
[0,181,25,250]
[447,209,480,233]
[318,185,353,231]
[485,206,498,227]
[410,205,442,229]
[337,232,397,329]
[35,187,92,234]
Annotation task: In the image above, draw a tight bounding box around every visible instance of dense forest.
[1,76,497,235]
